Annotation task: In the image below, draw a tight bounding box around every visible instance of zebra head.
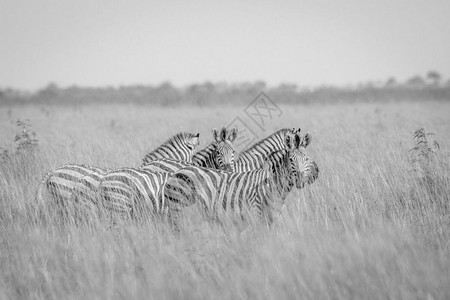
[211,127,238,172]
[161,132,200,162]
[142,132,200,166]
[285,131,314,189]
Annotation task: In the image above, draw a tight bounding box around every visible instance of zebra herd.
[36,127,318,227]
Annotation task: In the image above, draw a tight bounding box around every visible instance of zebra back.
[141,132,200,166]
[192,127,238,171]
[38,163,112,204]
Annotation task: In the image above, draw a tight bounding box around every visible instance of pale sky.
[1,0,450,90]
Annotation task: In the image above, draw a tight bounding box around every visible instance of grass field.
[1,101,449,299]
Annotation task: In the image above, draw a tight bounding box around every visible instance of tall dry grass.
[0,101,449,299]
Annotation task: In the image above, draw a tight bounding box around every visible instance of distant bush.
[0,120,39,162]
[1,76,450,106]
[14,120,39,154]
[408,128,449,212]
[409,128,440,174]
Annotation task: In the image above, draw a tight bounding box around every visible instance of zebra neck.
[142,152,162,165]
[192,143,217,168]
[142,151,181,165]
[142,133,193,165]
[237,130,287,164]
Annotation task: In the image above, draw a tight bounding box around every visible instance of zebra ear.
[212,128,219,143]
[292,127,301,134]
[284,134,293,149]
[191,133,200,146]
[301,133,311,148]
[294,133,301,148]
[228,127,238,142]
[220,127,227,141]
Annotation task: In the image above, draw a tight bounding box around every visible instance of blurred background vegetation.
[2,71,449,106]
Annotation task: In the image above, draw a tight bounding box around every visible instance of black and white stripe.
[95,159,194,221]
[164,164,271,226]
[97,168,169,220]
[234,128,299,172]
[141,158,191,173]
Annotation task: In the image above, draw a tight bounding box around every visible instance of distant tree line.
[1,71,450,106]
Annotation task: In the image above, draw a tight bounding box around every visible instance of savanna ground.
[0,100,449,299]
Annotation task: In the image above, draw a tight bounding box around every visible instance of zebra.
[234,128,300,172]
[164,131,318,226]
[192,127,238,171]
[36,132,200,215]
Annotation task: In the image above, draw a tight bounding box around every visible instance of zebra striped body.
[95,159,192,218]
[77,159,193,220]
[234,128,298,172]
[37,131,200,213]
[192,127,238,172]
[165,131,318,224]
[164,165,271,222]
[98,168,169,219]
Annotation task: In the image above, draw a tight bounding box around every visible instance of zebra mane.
[164,132,198,146]
[264,149,287,170]
[142,132,199,165]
